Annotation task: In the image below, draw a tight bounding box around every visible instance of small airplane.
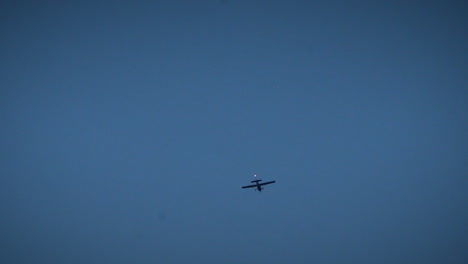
[242,174,276,192]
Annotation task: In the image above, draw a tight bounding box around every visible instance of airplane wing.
[242,184,257,189]
[259,181,276,186]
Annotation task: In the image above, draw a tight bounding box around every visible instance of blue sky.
[1,1,467,263]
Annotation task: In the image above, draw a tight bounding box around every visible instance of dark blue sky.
[1,1,467,263]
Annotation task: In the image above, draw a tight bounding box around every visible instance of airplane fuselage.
[256,184,262,192]
[251,179,263,192]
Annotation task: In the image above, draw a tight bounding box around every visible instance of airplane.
[242,174,276,192]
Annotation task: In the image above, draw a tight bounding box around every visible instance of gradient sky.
[1,1,467,263]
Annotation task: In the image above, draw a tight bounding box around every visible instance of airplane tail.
[252,174,260,182]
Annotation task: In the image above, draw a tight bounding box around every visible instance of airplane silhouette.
[242,175,276,192]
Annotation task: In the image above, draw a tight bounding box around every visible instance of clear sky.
[1,1,467,263]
